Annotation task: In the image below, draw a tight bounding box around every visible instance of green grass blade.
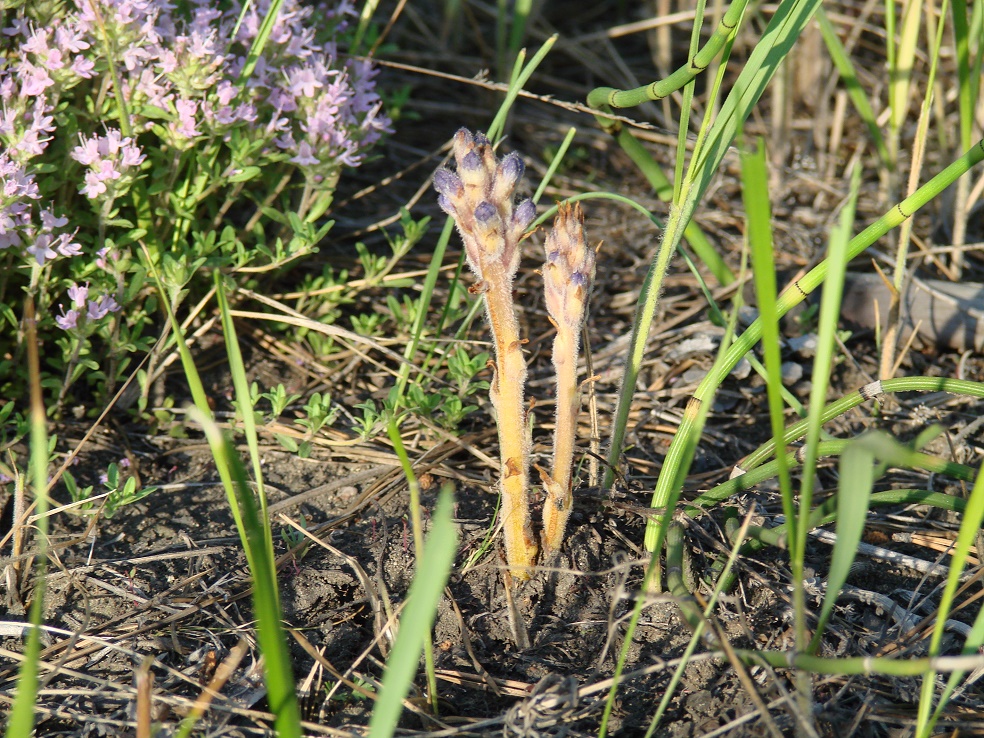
[742,137,797,551]
[369,485,458,737]
[506,0,534,68]
[533,127,577,204]
[928,559,984,734]
[952,0,982,122]
[216,274,273,544]
[789,164,858,678]
[915,456,984,736]
[889,0,922,139]
[140,245,248,541]
[4,300,50,738]
[672,0,709,204]
[188,408,301,737]
[794,163,860,563]
[488,34,557,141]
[608,0,823,497]
[353,0,382,53]
[237,0,285,85]
[643,139,984,545]
[386,418,438,713]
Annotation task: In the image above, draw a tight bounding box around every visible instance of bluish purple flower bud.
[460,150,483,171]
[474,131,491,147]
[474,200,497,224]
[571,271,589,287]
[438,194,455,214]
[454,128,474,148]
[433,168,463,198]
[498,153,524,184]
[512,198,536,230]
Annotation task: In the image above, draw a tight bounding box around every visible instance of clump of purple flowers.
[1,0,390,249]
[55,282,122,331]
[0,0,391,408]
[70,130,147,202]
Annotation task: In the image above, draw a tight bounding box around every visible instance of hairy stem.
[483,266,537,578]
[541,326,578,551]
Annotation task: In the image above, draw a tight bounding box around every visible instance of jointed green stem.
[585,0,749,114]
[690,440,976,515]
[644,139,984,552]
[738,376,984,472]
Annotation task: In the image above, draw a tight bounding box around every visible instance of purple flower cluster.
[0,153,80,266]
[433,130,536,282]
[28,0,392,166]
[0,0,391,337]
[55,281,122,331]
[70,130,147,201]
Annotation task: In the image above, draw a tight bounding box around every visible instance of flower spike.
[432,129,538,579]
[540,202,594,553]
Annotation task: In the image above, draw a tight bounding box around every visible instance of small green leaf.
[228,166,262,183]
[276,434,299,452]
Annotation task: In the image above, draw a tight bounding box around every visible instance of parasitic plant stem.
[433,129,538,579]
[538,203,594,553]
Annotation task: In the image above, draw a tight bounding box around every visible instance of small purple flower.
[82,170,107,198]
[433,169,463,199]
[102,129,123,155]
[290,140,319,166]
[55,26,90,54]
[474,201,497,224]
[512,199,536,230]
[95,159,122,181]
[437,194,454,215]
[55,305,80,330]
[71,56,96,79]
[86,295,121,320]
[119,457,131,468]
[68,282,89,308]
[287,66,323,98]
[54,232,82,257]
[72,131,144,199]
[26,233,57,265]
[215,80,237,106]
[40,209,68,230]
[460,151,482,172]
[120,143,145,168]
[71,136,100,166]
[18,61,54,96]
[170,98,201,139]
[498,153,524,185]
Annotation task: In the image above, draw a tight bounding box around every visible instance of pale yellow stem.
[482,262,537,579]
[542,326,579,552]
